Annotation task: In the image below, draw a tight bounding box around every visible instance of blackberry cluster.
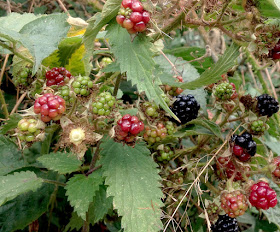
[143,102,159,118]
[58,86,75,105]
[231,132,256,162]
[250,120,266,134]
[171,94,200,124]
[17,118,43,142]
[216,157,250,181]
[164,76,183,96]
[115,114,144,143]
[13,67,31,87]
[45,67,73,86]
[165,172,184,187]
[92,92,116,116]
[211,214,239,232]
[272,157,280,179]
[256,94,279,117]
[116,0,150,34]
[34,93,66,122]
[249,181,277,210]
[143,123,167,144]
[214,82,237,101]
[269,40,280,60]
[165,121,176,135]
[157,145,174,162]
[220,190,248,218]
[72,76,94,96]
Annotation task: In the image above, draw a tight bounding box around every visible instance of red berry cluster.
[143,123,167,144]
[249,181,277,210]
[45,67,73,86]
[272,157,280,179]
[115,114,144,142]
[216,157,250,181]
[220,190,248,218]
[34,93,66,122]
[116,0,150,34]
[269,40,280,60]
[164,76,183,96]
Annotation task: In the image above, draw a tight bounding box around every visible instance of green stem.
[68,98,77,117]
[82,213,89,232]
[43,179,66,187]
[113,74,122,97]
[0,90,9,119]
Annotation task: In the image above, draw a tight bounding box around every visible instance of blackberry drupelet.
[171,94,200,124]
[256,94,279,117]
[211,214,239,232]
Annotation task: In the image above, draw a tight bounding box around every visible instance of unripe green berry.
[25,135,35,142]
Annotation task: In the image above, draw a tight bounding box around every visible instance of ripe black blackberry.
[171,94,200,124]
[211,214,239,232]
[256,94,279,117]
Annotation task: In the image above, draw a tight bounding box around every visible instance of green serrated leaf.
[186,119,222,139]
[106,22,178,121]
[0,114,22,135]
[19,13,70,74]
[0,171,43,206]
[0,135,25,175]
[102,62,121,73]
[65,44,87,76]
[64,212,84,232]
[0,171,57,232]
[100,138,163,232]
[37,152,82,174]
[65,172,103,220]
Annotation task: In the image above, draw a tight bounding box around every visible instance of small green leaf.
[257,0,280,18]
[100,138,163,232]
[65,172,103,220]
[186,119,222,139]
[0,171,43,206]
[37,152,82,174]
[64,212,84,232]
[0,114,22,135]
[0,135,25,175]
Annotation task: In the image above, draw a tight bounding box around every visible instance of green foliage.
[0,113,22,135]
[37,152,82,174]
[106,22,178,120]
[0,135,25,175]
[187,119,222,139]
[100,138,163,232]
[0,171,43,206]
[41,124,60,155]
[257,0,280,18]
[65,172,103,220]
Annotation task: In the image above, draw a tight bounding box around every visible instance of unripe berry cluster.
[165,172,184,187]
[216,157,250,181]
[58,86,75,105]
[116,0,150,34]
[250,120,266,134]
[45,67,73,86]
[34,93,66,122]
[115,114,144,142]
[157,145,174,162]
[143,102,159,118]
[17,118,43,142]
[13,67,31,87]
[164,76,183,96]
[143,123,167,144]
[269,40,280,60]
[100,57,113,68]
[214,82,238,101]
[249,181,277,210]
[165,121,176,135]
[220,190,248,218]
[231,132,256,162]
[92,92,116,116]
[72,76,94,96]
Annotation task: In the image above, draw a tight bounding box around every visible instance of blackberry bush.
[171,94,200,124]
[92,92,116,116]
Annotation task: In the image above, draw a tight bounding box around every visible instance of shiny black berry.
[235,136,247,147]
[246,140,257,156]
[171,94,200,124]
[256,94,279,117]
[211,214,239,232]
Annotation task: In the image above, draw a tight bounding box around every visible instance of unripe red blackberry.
[216,157,250,181]
[34,93,66,122]
[269,40,280,60]
[115,114,144,142]
[272,157,280,178]
[249,181,277,210]
[45,67,73,86]
[214,82,238,101]
[220,190,248,218]
[13,67,32,87]
[72,76,94,96]
[116,0,150,34]
[143,123,167,144]
[164,76,183,96]
[92,92,116,116]
[17,118,45,142]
